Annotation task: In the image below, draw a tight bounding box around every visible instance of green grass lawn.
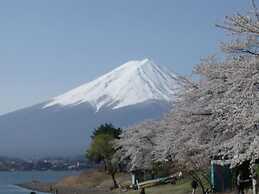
[119,179,202,194]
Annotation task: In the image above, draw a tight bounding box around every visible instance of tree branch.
[252,0,259,21]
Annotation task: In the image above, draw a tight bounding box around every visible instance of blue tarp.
[211,162,233,192]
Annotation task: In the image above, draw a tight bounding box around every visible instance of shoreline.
[16,181,52,193]
[14,169,130,194]
[17,181,114,194]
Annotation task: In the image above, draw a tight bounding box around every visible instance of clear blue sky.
[0,0,251,115]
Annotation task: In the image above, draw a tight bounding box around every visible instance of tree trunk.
[103,159,107,172]
[189,172,206,194]
[198,179,206,194]
[111,173,119,189]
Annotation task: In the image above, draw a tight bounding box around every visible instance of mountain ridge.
[44,58,179,111]
[0,59,179,158]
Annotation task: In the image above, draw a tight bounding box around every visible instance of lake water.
[0,171,79,194]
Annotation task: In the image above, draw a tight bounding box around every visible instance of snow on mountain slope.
[44,58,179,111]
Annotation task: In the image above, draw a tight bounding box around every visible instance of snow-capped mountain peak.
[44,59,179,111]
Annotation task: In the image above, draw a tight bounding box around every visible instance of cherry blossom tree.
[116,1,259,193]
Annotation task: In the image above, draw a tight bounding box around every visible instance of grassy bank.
[18,170,238,194]
[120,180,194,194]
[57,171,199,194]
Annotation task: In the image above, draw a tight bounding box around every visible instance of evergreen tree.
[91,123,122,139]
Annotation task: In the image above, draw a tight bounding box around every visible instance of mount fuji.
[0,59,180,158]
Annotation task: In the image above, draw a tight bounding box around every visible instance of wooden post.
[252,178,257,194]
[211,160,215,191]
[250,161,257,194]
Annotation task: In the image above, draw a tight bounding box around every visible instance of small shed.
[210,160,234,192]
